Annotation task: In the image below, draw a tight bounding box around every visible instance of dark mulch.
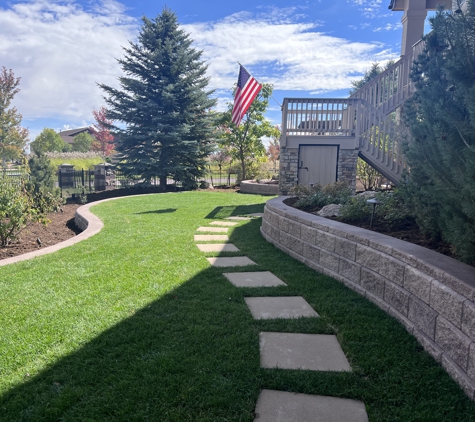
[0,204,81,260]
[283,197,456,260]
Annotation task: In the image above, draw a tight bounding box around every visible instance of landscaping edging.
[240,180,279,195]
[261,196,475,399]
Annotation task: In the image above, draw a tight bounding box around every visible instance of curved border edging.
[0,194,157,267]
[262,196,475,400]
[240,180,279,195]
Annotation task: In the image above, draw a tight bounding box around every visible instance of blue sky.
[0,0,434,142]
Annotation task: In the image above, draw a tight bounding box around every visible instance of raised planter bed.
[240,180,279,195]
[261,196,475,400]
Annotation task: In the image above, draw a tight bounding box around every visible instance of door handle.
[299,161,308,171]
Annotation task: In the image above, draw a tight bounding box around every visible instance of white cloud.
[374,22,402,31]
[0,0,137,124]
[0,1,398,131]
[348,0,384,18]
[184,10,396,93]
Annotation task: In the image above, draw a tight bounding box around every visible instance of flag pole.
[237,62,282,110]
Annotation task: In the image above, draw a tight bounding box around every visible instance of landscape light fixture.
[366,198,380,229]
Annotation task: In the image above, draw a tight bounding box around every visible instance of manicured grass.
[0,191,474,421]
[49,156,105,170]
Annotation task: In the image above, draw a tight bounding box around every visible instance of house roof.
[59,127,93,145]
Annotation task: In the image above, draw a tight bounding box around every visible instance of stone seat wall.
[261,196,475,400]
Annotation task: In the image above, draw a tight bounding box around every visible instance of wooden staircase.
[281,39,424,186]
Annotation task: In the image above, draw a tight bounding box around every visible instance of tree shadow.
[205,204,264,220]
[0,224,262,420]
[134,208,177,215]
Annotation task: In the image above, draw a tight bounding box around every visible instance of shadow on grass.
[134,208,177,215]
[2,219,475,421]
[205,204,264,220]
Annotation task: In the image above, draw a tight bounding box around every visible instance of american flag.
[231,65,262,126]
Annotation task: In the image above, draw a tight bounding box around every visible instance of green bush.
[0,176,36,247]
[294,181,352,210]
[340,190,414,229]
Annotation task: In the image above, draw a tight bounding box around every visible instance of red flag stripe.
[231,66,262,126]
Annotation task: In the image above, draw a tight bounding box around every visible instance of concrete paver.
[210,221,238,226]
[196,244,240,252]
[226,216,252,220]
[244,297,319,320]
[223,271,287,287]
[207,257,256,267]
[194,235,229,242]
[247,213,264,218]
[197,227,229,233]
[254,390,368,422]
[259,332,352,372]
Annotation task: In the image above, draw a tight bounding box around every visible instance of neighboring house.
[58,127,95,148]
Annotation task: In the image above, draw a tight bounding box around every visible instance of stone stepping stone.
[196,244,240,252]
[210,221,238,226]
[244,297,319,320]
[259,332,351,372]
[226,216,252,221]
[247,213,264,218]
[194,235,229,242]
[254,390,368,422]
[207,257,256,267]
[223,271,287,288]
[197,226,229,233]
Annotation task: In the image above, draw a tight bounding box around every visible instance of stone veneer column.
[279,147,299,195]
[337,149,358,191]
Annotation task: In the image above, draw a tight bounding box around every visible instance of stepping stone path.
[207,257,256,267]
[197,226,229,233]
[193,216,368,421]
[194,234,229,242]
[244,296,319,320]
[254,390,368,422]
[259,332,352,372]
[210,221,237,226]
[223,271,287,288]
[196,244,240,252]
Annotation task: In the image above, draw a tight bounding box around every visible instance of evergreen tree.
[100,9,216,188]
[402,2,475,263]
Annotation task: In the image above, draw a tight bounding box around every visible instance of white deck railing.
[349,39,425,115]
[282,98,361,137]
[281,97,409,183]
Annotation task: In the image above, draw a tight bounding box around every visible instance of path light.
[366,198,380,229]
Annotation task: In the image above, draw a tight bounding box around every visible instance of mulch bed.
[283,197,457,260]
[0,204,81,260]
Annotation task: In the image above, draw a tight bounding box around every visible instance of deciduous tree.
[0,67,28,163]
[216,83,279,181]
[91,107,115,156]
[30,128,68,155]
[72,132,94,152]
[100,9,216,188]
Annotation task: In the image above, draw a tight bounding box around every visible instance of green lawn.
[0,191,474,421]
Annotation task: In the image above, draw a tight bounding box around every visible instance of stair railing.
[349,39,425,116]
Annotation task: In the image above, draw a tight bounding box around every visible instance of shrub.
[340,190,414,229]
[294,181,352,210]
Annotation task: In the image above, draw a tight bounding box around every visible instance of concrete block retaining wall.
[240,180,279,195]
[261,196,475,399]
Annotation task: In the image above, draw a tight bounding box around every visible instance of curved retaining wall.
[240,180,279,195]
[261,196,475,399]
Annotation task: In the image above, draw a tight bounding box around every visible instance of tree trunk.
[160,175,167,190]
